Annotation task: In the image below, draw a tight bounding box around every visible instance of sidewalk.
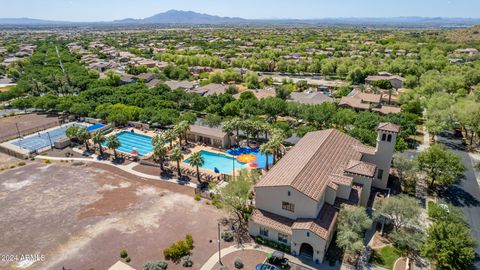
[34,150,198,188]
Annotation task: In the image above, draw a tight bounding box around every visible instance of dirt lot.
[0,161,227,270]
[0,113,60,140]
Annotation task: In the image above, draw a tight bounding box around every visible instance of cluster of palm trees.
[222,117,277,146]
[65,126,121,159]
[151,121,207,184]
[222,117,286,171]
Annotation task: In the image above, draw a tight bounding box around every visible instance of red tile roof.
[251,209,294,235]
[344,160,377,177]
[377,122,400,133]
[292,203,338,240]
[256,129,368,201]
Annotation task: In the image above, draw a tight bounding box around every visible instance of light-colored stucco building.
[248,123,399,264]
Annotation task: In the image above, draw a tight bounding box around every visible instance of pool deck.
[101,127,163,159]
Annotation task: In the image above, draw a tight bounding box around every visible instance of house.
[288,92,333,105]
[233,88,276,100]
[134,73,155,83]
[190,83,227,96]
[454,48,478,56]
[186,124,230,148]
[339,89,381,111]
[164,80,195,91]
[365,73,405,89]
[249,123,400,263]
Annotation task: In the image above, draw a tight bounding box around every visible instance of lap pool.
[105,131,154,156]
[184,150,247,174]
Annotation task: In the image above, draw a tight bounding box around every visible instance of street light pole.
[218,223,222,265]
[232,155,235,181]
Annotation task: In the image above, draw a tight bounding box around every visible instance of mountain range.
[1,10,480,27]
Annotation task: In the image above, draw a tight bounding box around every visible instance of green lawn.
[370,245,401,270]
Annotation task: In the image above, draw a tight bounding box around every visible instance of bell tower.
[372,123,400,189]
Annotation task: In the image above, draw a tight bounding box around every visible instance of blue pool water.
[184,150,247,174]
[87,123,105,132]
[226,147,273,170]
[12,123,86,152]
[104,131,154,156]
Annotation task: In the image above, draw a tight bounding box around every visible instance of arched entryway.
[299,243,314,260]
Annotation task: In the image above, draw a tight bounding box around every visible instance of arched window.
[381,134,387,141]
[387,134,392,142]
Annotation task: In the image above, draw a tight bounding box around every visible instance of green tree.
[416,144,466,189]
[259,142,273,171]
[77,128,92,151]
[188,152,205,184]
[106,135,121,159]
[336,206,372,260]
[153,142,167,173]
[421,222,476,270]
[332,109,356,130]
[218,170,259,244]
[261,97,287,122]
[92,131,106,156]
[374,195,421,231]
[391,228,425,259]
[170,147,184,177]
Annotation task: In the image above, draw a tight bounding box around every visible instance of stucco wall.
[291,229,327,263]
[255,186,320,219]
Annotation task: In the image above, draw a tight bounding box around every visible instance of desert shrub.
[18,161,26,166]
[120,249,128,259]
[254,236,290,253]
[182,256,193,267]
[143,261,168,270]
[44,159,51,164]
[125,257,131,263]
[220,266,228,270]
[185,234,194,249]
[221,231,234,242]
[234,258,244,269]
[194,194,201,201]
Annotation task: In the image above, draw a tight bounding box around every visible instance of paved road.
[436,131,480,269]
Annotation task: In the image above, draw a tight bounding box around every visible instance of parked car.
[255,263,281,270]
[267,251,290,269]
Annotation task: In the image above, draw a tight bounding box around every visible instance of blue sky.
[0,0,478,21]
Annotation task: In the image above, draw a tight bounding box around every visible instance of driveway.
[436,131,480,268]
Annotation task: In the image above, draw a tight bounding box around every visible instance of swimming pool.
[12,123,87,152]
[184,150,247,174]
[226,147,273,170]
[87,123,105,132]
[105,131,154,156]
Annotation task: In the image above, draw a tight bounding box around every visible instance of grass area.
[370,245,401,270]
[0,85,14,92]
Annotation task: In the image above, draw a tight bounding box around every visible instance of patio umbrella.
[214,167,220,174]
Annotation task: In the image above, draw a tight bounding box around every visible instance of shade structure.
[237,154,256,163]
[130,149,139,156]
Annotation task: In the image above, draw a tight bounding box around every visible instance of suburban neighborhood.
[1,2,480,270]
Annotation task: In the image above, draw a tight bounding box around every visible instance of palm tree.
[153,142,167,173]
[260,142,273,171]
[164,129,178,149]
[175,121,191,145]
[106,135,121,160]
[188,152,205,184]
[92,131,106,156]
[170,147,184,177]
[77,128,92,151]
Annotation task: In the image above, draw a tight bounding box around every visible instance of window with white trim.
[278,233,288,244]
[260,227,269,237]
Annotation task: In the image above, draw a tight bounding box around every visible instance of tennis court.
[12,123,87,152]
